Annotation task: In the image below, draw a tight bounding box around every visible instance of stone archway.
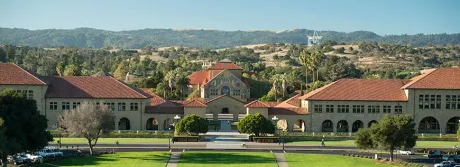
[368,120,378,128]
[446,117,460,134]
[293,119,306,132]
[352,120,364,132]
[118,117,130,130]
[277,119,288,131]
[164,118,174,131]
[322,120,333,132]
[419,117,440,133]
[337,120,348,133]
[146,118,159,130]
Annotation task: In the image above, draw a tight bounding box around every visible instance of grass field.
[178,152,277,167]
[50,138,169,144]
[289,140,459,148]
[285,153,397,167]
[38,152,169,167]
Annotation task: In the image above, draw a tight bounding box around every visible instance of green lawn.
[289,140,459,148]
[285,153,397,167]
[178,152,277,167]
[50,138,169,144]
[38,152,169,167]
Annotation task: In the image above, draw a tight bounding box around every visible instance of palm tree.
[271,74,285,101]
[300,50,312,92]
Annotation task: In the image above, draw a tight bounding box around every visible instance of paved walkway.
[166,151,182,167]
[274,152,289,167]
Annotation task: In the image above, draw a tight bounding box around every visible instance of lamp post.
[272,116,283,151]
[168,127,171,149]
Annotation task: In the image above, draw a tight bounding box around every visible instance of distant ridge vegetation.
[0,27,459,48]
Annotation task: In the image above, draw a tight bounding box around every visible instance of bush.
[175,114,208,135]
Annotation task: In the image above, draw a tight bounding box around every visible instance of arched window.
[119,118,130,130]
[322,120,333,132]
[352,120,363,132]
[418,117,440,133]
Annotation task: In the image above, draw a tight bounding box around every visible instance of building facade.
[1,62,459,134]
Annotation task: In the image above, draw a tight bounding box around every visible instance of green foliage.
[354,114,417,161]
[187,88,201,100]
[237,113,275,136]
[0,89,53,164]
[354,128,377,149]
[175,114,208,136]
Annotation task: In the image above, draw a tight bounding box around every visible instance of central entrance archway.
[118,118,130,130]
[222,108,229,114]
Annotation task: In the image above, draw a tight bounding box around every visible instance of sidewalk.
[166,151,182,167]
[274,152,289,167]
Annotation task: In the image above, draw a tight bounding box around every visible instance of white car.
[25,153,43,163]
[47,147,64,157]
[434,161,456,167]
[397,150,414,155]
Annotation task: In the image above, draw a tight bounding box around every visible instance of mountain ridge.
[1,27,459,49]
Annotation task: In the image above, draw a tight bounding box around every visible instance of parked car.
[434,161,456,167]
[25,153,44,163]
[429,151,443,159]
[17,154,32,163]
[7,155,25,165]
[443,155,455,161]
[47,147,64,157]
[397,150,414,155]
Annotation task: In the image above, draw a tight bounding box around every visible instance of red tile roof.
[145,106,184,114]
[0,63,46,85]
[141,88,178,107]
[209,62,242,70]
[43,76,148,99]
[205,94,246,104]
[189,71,210,85]
[268,108,308,115]
[184,100,207,107]
[276,94,301,108]
[264,101,282,107]
[140,88,184,114]
[245,100,269,108]
[402,68,460,89]
[299,79,409,101]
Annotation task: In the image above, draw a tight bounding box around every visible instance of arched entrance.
[322,120,333,132]
[337,120,348,132]
[146,118,159,130]
[118,117,130,130]
[293,119,306,132]
[221,86,230,95]
[419,117,440,133]
[277,119,288,131]
[164,118,174,131]
[352,120,364,132]
[446,117,460,134]
[368,120,378,128]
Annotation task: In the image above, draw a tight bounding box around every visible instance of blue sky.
[0,0,459,35]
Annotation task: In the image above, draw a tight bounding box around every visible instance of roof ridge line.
[202,69,226,86]
[245,100,270,107]
[402,68,438,89]
[12,63,47,85]
[108,76,148,98]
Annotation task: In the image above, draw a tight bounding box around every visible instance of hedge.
[252,137,279,143]
[172,136,201,142]
[341,153,427,167]
[50,130,172,138]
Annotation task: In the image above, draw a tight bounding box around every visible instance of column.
[213,113,218,121]
[233,113,238,121]
[333,124,337,133]
[158,118,164,131]
[348,124,353,134]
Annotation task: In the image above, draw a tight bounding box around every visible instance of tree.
[354,115,417,161]
[187,88,201,100]
[63,64,80,76]
[0,89,52,166]
[299,50,310,92]
[58,101,115,155]
[113,61,128,80]
[237,113,275,137]
[175,114,208,135]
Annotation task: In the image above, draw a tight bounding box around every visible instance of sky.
[0,0,459,35]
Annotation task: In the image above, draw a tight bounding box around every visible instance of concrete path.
[166,151,182,167]
[274,152,289,167]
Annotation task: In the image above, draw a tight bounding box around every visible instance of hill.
[1,27,459,49]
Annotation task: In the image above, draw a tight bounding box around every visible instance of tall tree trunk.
[1,155,7,167]
[389,149,394,162]
[305,67,308,92]
[312,70,315,90]
[88,140,94,155]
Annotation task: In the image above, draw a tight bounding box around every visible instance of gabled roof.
[245,100,269,108]
[141,88,178,107]
[183,100,207,107]
[299,79,409,101]
[141,88,184,114]
[0,63,46,85]
[209,62,242,70]
[275,93,301,108]
[43,76,148,99]
[268,108,308,115]
[402,68,460,89]
[205,94,246,104]
[189,71,210,85]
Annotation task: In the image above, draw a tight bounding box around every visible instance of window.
[49,102,58,110]
[28,90,33,99]
[210,89,218,95]
[337,105,349,113]
[232,89,240,96]
[104,102,116,111]
[61,102,70,110]
[118,102,126,111]
[394,105,403,114]
[446,95,459,109]
[368,105,380,114]
[326,105,334,113]
[383,105,391,114]
[314,105,323,113]
[72,102,80,109]
[352,105,364,113]
[130,103,139,111]
[419,94,441,109]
